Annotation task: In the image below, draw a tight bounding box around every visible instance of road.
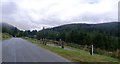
[2,38,70,62]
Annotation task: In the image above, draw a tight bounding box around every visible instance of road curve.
[2,38,70,62]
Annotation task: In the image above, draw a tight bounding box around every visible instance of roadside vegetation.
[24,37,120,63]
[0,33,11,40]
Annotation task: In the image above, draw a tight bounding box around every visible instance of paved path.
[2,38,70,62]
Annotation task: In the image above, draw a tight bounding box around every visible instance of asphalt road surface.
[2,38,70,62]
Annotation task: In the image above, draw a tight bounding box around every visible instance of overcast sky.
[0,0,119,30]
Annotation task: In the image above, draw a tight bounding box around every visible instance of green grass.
[41,45,119,62]
[24,37,38,43]
[46,41,54,44]
[0,33,12,40]
[24,38,120,63]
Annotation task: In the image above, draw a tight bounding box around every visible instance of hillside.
[36,22,120,59]
[0,22,20,37]
[37,22,120,51]
[41,22,119,37]
[1,22,15,29]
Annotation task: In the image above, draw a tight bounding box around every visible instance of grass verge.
[0,33,11,40]
[24,37,120,63]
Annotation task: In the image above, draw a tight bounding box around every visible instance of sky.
[0,0,119,30]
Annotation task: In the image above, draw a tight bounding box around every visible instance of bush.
[94,48,120,59]
[67,43,120,59]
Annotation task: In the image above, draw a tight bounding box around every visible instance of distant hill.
[1,22,119,37]
[0,22,15,29]
[40,22,120,37]
[37,22,120,51]
[0,22,20,37]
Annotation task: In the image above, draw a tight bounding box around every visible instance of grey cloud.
[84,0,99,4]
[1,0,119,30]
[30,17,63,26]
[118,1,120,22]
[70,12,117,23]
[1,1,18,23]
[2,2,17,15]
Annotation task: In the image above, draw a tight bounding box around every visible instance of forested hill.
[1,22,20,37]
[40,22,120,37]
[1,22,15,29]
[1,22,120,51]
[38,22,120,51]
[1,22,119,37]
[1,22,37,37]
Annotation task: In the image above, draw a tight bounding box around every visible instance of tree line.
[37,29,119,51]
[2,22,120,51]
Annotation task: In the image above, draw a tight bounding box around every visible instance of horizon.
[0,0,119,30]
[1,21,119,31]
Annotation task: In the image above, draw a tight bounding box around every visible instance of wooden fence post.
[44,38,46,45]
[90,44,93,55]
[60,39,64,49]
[92,45,93,55]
